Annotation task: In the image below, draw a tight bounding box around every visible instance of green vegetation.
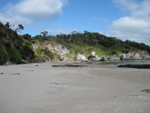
[23,39,33,49]
[0,22,35,64]
[10,47,22,63]
[0,41,8,64]
[65,53,73,59]
[116,51,121,57]
[56,31,150,55]
[41,48,54,59]
[0,21,150,65]
[33,35,48,42]
[36,48,42,55]
[96,50,106,57]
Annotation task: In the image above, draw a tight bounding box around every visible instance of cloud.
[47,28,72,35]
[0,0,68,25]
[109,0,150,45]
[0,11,31,25]
[113,0,139,11]
[15,0,68,19]
[90,17,99,21]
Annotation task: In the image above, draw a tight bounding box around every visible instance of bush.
[36,48,42,55]
[23,34,32,40]
[10,47,22,63]
[23,39,33,49]
[21,45,35,60]
[116,51,121,57]
[0,41,8,64]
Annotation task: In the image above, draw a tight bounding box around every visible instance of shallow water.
[88,60,150,66]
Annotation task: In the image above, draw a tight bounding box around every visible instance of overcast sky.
[0,0,150,45]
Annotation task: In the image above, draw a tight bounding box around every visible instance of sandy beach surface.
[0,62,150,113]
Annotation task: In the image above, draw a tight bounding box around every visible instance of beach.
[0,62,150,113]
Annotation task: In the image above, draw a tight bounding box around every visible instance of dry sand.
[0,62,150,113]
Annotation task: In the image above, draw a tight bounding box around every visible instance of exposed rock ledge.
[52,64,88,67]
[118,64,150,69]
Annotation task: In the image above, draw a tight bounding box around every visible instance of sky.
[0,0,150,45]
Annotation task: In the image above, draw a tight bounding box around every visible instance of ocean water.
[88,60,150,66]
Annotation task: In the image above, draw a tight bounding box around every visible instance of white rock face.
[134,53,141,60]
[62,56,73,62]
[91,51,96,56]
[146,56,150,60]
[76,53,89,62]
[46,44,69,55]
[59,46,70,55]
[126,52,134,59]
[32,43,39,49]
[120,52,146,60]
[110,55,120,61]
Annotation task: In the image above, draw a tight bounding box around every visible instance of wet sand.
[0,62,150,113]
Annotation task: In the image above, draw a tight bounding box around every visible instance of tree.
[41,31,48,37]
[15,24,24,32]
[23,34,32,40]
[5,22,14,29]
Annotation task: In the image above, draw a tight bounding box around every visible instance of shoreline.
[0,62,150,113]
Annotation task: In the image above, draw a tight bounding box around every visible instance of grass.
[65,53,73,59]
[95,50,106,57]
[64,42,109,57]
[116,51,121,57]
[36,48,42,55]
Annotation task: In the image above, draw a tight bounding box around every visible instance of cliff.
[0,22,150,65]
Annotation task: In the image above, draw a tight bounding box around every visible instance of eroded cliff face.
[32,40,71,62]
[119,51,150,60]
[31,40,150,62]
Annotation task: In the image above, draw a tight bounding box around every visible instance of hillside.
[0,22,150,65]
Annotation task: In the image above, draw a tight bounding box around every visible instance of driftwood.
[118,64,150,69]
[52,64,88,68]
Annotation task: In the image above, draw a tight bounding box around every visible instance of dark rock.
[140,89,150,93]
[118,64,150,69]
[120,55,124,60]
[100,57,107,61]
[52,64,88,67]
[88,55,96,60]
[88,55,101,61]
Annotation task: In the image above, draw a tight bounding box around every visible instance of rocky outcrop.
[88,51,101,61]
[32,40,73,62]
[109,55,120,61]
[101,57,108,61]
[32,41,150,62]
[52,64,88,67]
[118,64,150,69]
[88,55,101,61]
[146,56,150,60]
[76,53,89,62]
[120,52,149,60]
[62,56,73,62]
